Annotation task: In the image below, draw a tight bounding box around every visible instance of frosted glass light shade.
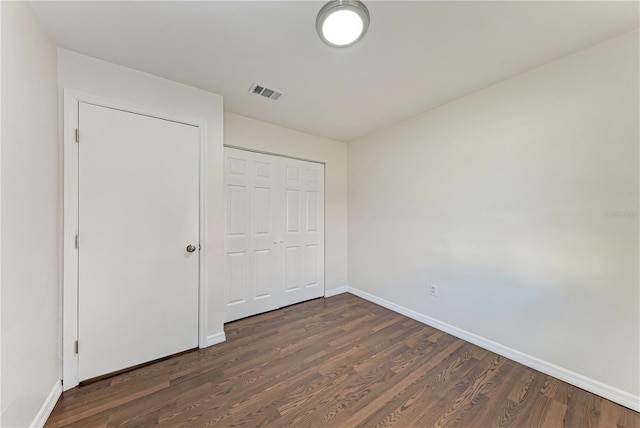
[316,0,370,48]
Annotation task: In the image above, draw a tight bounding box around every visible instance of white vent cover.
[249,83,284,101]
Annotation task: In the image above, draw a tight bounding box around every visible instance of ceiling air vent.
[249,83,284,101]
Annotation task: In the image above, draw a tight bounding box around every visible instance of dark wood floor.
[46,293,639,427]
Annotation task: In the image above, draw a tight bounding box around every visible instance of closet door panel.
[282,158,325,306]
[224,153,251,321]
[285,246,302,291]
[224,148,283,322]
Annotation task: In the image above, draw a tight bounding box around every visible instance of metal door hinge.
[75,128,79,143]
[74,341,79,354]
[75,234,79,249]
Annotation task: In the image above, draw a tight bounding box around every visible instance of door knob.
[186,244,197,253]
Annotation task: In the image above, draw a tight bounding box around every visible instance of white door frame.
[62,89,208,391]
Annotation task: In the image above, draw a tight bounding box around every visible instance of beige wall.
[1,2,60,426]
[348,30,639,399]
[224,113,348,293]
[57,49,226,341]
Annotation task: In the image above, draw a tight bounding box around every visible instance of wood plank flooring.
[46,293,640,427]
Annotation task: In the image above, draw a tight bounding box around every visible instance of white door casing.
[224,147,325,322]
[63,90,208,390]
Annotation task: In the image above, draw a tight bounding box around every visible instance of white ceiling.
[31,1,639,142]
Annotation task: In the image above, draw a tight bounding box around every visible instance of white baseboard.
[205,331,226,348]
[324,286,348,298]
[31,380,62,428]
[346,285,640,412]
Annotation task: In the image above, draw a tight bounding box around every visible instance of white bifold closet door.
[224,147,325,322]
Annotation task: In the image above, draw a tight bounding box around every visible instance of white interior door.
[78,103,200,381]
[224,148,324,322]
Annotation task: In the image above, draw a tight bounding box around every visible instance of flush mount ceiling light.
[316,0,370,48]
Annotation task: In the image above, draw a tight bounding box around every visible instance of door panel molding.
[62,89,208,391]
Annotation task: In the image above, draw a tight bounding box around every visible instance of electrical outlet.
[430,284,438,297]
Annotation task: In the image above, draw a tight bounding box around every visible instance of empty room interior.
[1,1,639,427]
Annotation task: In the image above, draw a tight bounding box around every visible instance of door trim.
[62,89,208,391]
[224,144,326,165]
